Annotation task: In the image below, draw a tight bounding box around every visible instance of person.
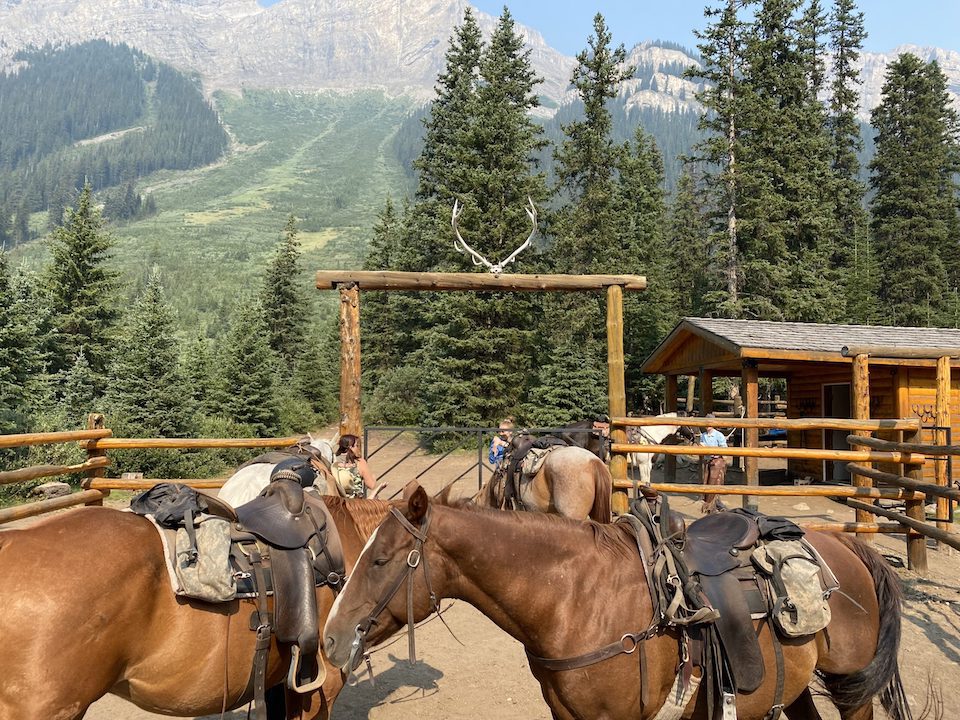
[488,418,514,470]
[699,415,728,513]
[333,434,384,498]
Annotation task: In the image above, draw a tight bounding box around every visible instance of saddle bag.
[752,540,832,637]
[131,483,207,562]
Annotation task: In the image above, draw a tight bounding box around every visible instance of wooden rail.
[0,456,110,486]
[847,499,960,552]
[613,482,922,501]
[612,443,924,464]
[846,434,960,456]
[611,416,921,432]
[847,463,960,501]
[86,437,303,450]
[0,429,112,449]
[798,522,904,534]
[0,490,107,525]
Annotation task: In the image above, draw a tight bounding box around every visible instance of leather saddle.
[680,511,765,693]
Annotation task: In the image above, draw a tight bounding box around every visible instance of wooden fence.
[610,414,958,575]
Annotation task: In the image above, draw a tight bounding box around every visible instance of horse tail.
[820,534,913,720]
[589,460,612,524]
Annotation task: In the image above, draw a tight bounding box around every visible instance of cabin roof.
[642,318,960,375]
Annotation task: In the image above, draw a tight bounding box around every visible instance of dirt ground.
[69,434,960,719]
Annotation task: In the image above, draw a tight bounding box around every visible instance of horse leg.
[784,687,824,720]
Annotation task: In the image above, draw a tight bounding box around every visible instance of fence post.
[904,426,928,574]
[851,353,873,540]
[338,282,362,438]
[741,360,759,512]
[83,413,108,505]
[664,375,678,482]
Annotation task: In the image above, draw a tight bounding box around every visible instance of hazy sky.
[260,1,959,57]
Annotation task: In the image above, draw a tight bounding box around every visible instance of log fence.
[610,413,957,575]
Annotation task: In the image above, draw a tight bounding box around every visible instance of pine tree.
[60,349,100,429]
[666,169,712,318]
[869,54,960,326]
[45,183,119,385]
[261,215,307,373]
[0,252,37,435]
[182,333,219,417]
[221,295,281,435]
[107,267,193,438]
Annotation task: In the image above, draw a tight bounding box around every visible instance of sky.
[257,1,959,57]
[468,1,960,56]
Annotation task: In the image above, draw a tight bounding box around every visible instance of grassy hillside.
[14,90,416,334]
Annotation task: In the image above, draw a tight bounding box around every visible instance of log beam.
[845,433,960,455]
[606,285,629,514]
[612,480,922,501]
[338,283,363,438]
[741,361,759,511]
[935,356,952,541]
[664,375,678,482]
[0,490,106,525]
[316,271,647,292]
[851,353,872,536]
[613,443,924,464]
[0,456,110,486]
[847,463,959,501]
[841,345,960,359]
[87,437,304,450]
[0,428,112,449]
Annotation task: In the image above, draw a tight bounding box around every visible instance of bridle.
[344,506,443,680]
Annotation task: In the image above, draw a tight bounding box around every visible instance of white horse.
[626,412,691,486]
[218,434,336,507]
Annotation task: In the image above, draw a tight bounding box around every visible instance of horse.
[0,495,390,720]
[324,485,913,720]
[475,445,612,522]
[220,434,336,507]
[626,412,694,485]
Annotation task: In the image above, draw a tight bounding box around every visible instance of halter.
[345,506,443,680]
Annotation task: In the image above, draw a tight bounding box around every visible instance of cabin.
[641,318,960,484]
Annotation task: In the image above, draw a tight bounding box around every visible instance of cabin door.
[823,383,852,482]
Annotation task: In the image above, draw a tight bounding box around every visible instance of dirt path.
[74,439,960,718]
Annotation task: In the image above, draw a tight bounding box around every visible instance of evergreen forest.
[2,1,960,491]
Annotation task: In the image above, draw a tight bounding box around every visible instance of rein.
[345,507,443,680]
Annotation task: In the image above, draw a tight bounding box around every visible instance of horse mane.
[323,496,392,538]
[435,497,636,560]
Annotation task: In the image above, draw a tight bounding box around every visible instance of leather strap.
[526,628,657,672]
[247,543,272,720]
[764,615,785,720]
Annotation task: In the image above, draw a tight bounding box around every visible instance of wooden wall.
[901,367,960,484]
[786,364,899,481]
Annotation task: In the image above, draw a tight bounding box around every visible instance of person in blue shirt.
[489,418,514,469]
[699,415,728,513]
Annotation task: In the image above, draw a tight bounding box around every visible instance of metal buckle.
[407,549,421,568]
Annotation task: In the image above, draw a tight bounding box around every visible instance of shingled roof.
[642,318,960,374]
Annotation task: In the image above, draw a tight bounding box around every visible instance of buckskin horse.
[0,495,389,719]
[475,445,612,522]
[324,485,913,720]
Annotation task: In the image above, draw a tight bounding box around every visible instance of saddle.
[131,479,345,720]
[623,496,826,719]
[501,436,566,509]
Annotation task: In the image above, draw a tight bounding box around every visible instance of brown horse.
[0,496,389,720]
[324,486,913,720]
[476,445,612,522]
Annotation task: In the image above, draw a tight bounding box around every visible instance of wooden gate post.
[84,413,107,505]
[935,355,952,543]
[338,283,362,438]
[851,353,873,539]
[606,284,629,515]
[741,360,759,511]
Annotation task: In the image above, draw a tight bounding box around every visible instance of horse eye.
[373,558,389,567]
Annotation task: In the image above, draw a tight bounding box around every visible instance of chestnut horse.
[475,445,612,522]
[0,496,389,720]
[324,486,913,720]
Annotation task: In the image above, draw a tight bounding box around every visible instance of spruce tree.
[261,214,307,373]
[0,252,36,435]
[869,54,960,326]
[221,295,281,435]
[107,267,193,438]
[827,0,872,321]
[45,182,119,385]
[666,170,712,318]
[532,14,634,419]
[182,333,219,417]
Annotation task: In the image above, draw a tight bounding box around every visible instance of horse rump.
[819,534,913,720]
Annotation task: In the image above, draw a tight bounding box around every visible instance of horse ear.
[404,483,429,524]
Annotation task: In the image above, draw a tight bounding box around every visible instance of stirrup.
[287,645,326,694]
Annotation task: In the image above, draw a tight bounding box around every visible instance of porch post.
[936,355,952,541]
[851,353,873,539]
[664,374,678,482]
[700,369,714,415]
[741,360,759,511]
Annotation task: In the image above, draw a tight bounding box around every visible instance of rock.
[792,502,811,511]
[31,481,72,499]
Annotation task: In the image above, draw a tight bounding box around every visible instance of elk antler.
[451,198,537,275]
